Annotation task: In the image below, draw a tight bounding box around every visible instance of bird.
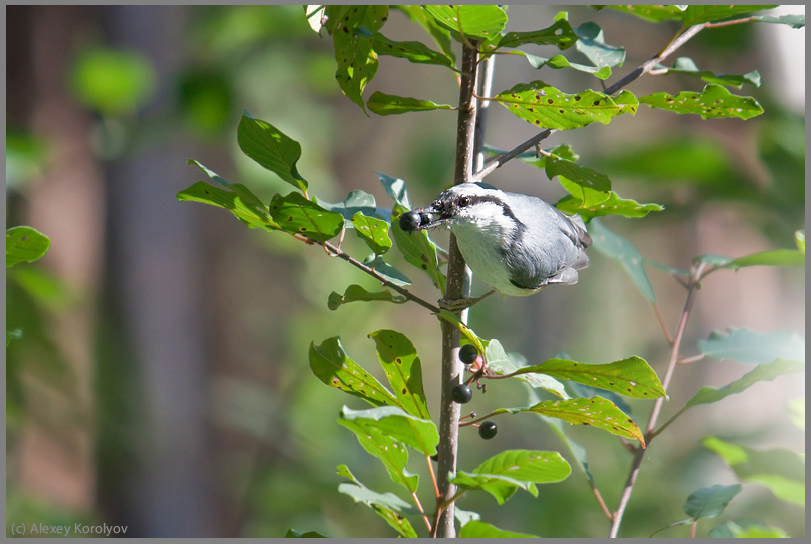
[399,182,591,302]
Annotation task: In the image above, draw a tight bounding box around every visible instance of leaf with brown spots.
[509,356,665,399]
[500,397,646,446]
[368,330,430,420]
[638,84,764,120]
[177,181,278,231]
[352,211,392,255]
[555,176,663,222]
[268,192,344,243]
[309,337,400,409]
[423,5,507,40]
[371,33,453,67]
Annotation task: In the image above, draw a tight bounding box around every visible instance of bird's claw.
[438,289,496,312]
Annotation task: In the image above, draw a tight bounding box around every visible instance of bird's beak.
[399,203,449,232]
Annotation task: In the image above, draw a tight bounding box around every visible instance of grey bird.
[399,183,592,298]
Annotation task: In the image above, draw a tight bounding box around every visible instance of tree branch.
[470,23,706,185]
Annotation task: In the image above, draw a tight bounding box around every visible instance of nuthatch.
[400,183,591,299]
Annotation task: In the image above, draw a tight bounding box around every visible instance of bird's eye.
[458,196,470,207]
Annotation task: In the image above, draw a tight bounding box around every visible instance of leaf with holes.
[369,330,430,420]
[654,57,760,88]
[237,111,308,192]
[327,285,406,311]
[368,92,453,116]
[6,227,51,268]
[337,465,418,538]
[268,192,344,242]
[518,52,612,79]
[495,81,628,130]
[682,5,777,27]
[503,396,646,446]
[452,450,570,505]
[177,181,278,230]
[639,84,763,120]
[423,5,507,40]
[459,521,539,538]
[309,337,400,408]
[352,212,392,255]
[588,218,655,302]
[556,177,663,222]
[391,205,445,294]
[338,409,418,493]
[512,357,664,399]
[330,6,389,110]
[371,33,453,67]
[685,358,803,409]
[574,22,625,68]
[698,327,805,365]
[340,405,438,457]
[497,17,577,50]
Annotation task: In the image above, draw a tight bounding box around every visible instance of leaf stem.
[425,454,440,499]
[652,302,675,346]
[411,491,433,533]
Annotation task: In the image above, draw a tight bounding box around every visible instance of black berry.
[399,211,422,231]
[478,420,498,439]
[458,344,479,365]
[451,384,473,404]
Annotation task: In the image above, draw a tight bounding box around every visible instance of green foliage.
[698,328,804,365]
[237,111,309,192]
[459,520,539,538]
[638,84,764,120]
[709,520,789,538]
[6,227,51,268]
[681,5,778,27]
[390,205,446,294]
[422,5,507,40]
[496,17,577,50]
[682,484,742,519]
[574,21,625,68]
[69,47,156,114]
[336,465,420,537]
[367,92,453,116]
[587,219,656,302]
[370,32,453,67]
[653,57,761,88]
[268,192,344,242]
[368,330,430,420]
[328,285,405,311]
[351,212,392,255]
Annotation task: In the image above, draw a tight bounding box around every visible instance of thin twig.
[411,491,433,533]
[591,484,614,521]
[678,353,705,365]
[426,454,440,499]
[652,302,675,346]
[470,24,706,186]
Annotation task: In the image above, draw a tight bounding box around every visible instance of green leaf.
[484,143,579,169]
[654,57,760,88]
[452,450,571,504]
[555,181,664,222]
[598,5,683,23]
[587,219,656,302]
[495,81,631,130]
[391,205,446,294]
[395,5,455,63]
[338,410,418,492]
[376,171,411,209]
[574,22,625,68]
[6,227,51,268]
[329,6,389,110]
[709,520,788,539]
[368,330,430,420]
[682,484,742,520]
[320,190,390,223]
[285,529,327,538]
[751,14,805,28]
[506,396,646,446]
[795,230,805,254]
[362,255,413,287]
[336,465,419,538]
[485,340,568,399]
[638,84,764,120]
[352,212,392,255]
[237,111,308,192]
[309,337,400,408]
[545,155,611,191]
[685,358,804,409]
[460,520,539,538]
[340,405,438,456]
[423,5,507,40]
[367,91,453,116]
[698,327,805,365]
[512,356,665,399]
[268,192,344,242]
[328,285,406,311]
[682,5,777,26]
[702,437,805,506]
[497,18,577,50]
[726,249,805,269]
[371,32,453,67]
[518,52,612,79]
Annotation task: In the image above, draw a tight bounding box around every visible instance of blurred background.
[5,5,804,538]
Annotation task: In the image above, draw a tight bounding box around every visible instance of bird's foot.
[438,289,496,312]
